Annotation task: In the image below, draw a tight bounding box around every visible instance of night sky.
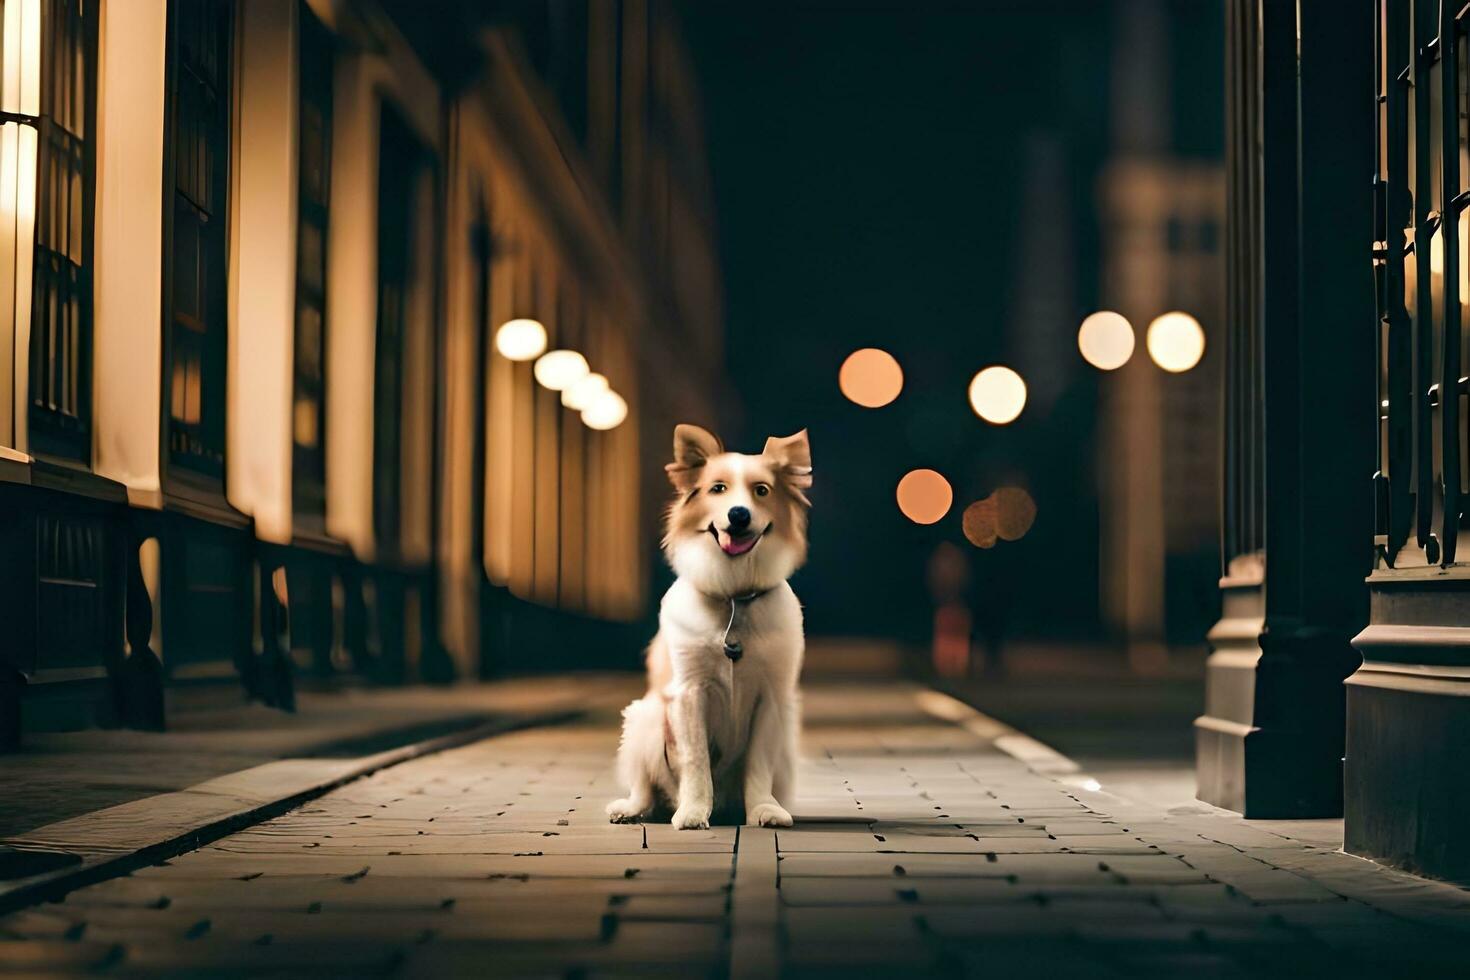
[678,1,1223,644]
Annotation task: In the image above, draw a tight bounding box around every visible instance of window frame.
[291,1,332,519]
[159,0,235,484]
[22,0,99,462]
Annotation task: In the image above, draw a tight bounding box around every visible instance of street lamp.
[494,317,548,361]
[1145,312,1206,373]
[968,366,1027,424]
[534,349,589,391]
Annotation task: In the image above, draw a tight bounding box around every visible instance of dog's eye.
[754,483,771,497]
[709,482,727,494]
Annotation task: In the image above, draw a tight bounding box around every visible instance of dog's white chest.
[659,579,803,752]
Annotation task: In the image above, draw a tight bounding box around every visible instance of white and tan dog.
[607,424,812,829]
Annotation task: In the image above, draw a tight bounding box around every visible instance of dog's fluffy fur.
[607,424,812,829]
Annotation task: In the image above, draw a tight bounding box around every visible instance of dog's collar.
[701,586,775,604]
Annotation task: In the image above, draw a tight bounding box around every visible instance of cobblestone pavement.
[4,679,1470,978]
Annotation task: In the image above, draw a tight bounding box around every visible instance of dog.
[606,424,812,829]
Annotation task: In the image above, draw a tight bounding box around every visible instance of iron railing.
[1375,0,1470,568]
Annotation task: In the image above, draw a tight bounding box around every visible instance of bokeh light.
[562,371,608,410]
[1077,311,1135,370]
[838,348,904,407]
[534,349,589,390]
[962,487,1037,548]
[581,390,628,430]
[1146,312,1205,373]
[968,366,1027,424]
[962,498,998,548]
[992,486,1037,540]
[494,317,548,361]
[897,469,953,525]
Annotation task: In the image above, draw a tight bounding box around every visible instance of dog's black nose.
[728,506,752,530]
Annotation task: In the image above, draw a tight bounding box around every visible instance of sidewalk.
[4,675,1470,977]
[0,677,626,909]
[2,677,621,840]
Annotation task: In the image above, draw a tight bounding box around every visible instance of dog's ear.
[666,424,723,491]
[763,429,813,500]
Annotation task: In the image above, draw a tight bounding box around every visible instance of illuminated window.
[162,0,233,477]
[0,0,98,459]
[292,2,331,516]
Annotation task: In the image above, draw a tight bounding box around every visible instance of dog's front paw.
[747,802,793,828]
[671,804,711,830]
[606,798,646,824]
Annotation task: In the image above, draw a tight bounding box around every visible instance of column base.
[1344,663,1470,882]
[1195,571,1355,817]
[1347,582,1470,883]
[1196,573,1263,812]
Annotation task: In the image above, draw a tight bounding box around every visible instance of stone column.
[1196,0,1374,817]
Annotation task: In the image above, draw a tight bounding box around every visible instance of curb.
[0,708,579,915]
[913,688,1082,776]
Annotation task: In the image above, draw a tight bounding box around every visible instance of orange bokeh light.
[839,348,904,408]
[897,468,953,525]
[962,487,1037,548]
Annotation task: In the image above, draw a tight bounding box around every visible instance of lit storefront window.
[0,0,96,458]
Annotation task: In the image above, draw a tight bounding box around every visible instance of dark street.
[2,0,1468,976]
[7,667,1470,978]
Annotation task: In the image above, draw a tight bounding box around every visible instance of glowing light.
[1081,778,1102,792]
[838,347,904,408]
[968,366,1026,424]
[0,0,40,446]
[581,389,627,431]
[1077,311,1135,371]
[1146,312,1205,373]
[495,317,547,361]
[993,487,1037,540]
[963,487,1037,549]
[533,349,589,391]
[562,371,608,410]
[1430,221,1470,294]
[962,499,998,548]
[897,469,953,525]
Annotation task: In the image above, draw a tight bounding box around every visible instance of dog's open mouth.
[709,524,768,557]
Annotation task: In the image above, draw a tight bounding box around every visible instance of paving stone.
[782,906,927,942]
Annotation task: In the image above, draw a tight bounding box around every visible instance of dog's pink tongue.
[720,531,758,556]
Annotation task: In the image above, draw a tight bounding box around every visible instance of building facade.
[1200,0,1470,886]
[0,0,724,745]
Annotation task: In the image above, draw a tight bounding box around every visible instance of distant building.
[1096,0,1225,667]
[0,0,724,744]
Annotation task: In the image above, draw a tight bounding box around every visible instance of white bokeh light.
[968,366,1027,424]
[1146,312,1206,373]
[562,371,608,411]
[533,349,589,391]
[582,390,628,430]
[494,318,548,361]
[1077,311,1135,371]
